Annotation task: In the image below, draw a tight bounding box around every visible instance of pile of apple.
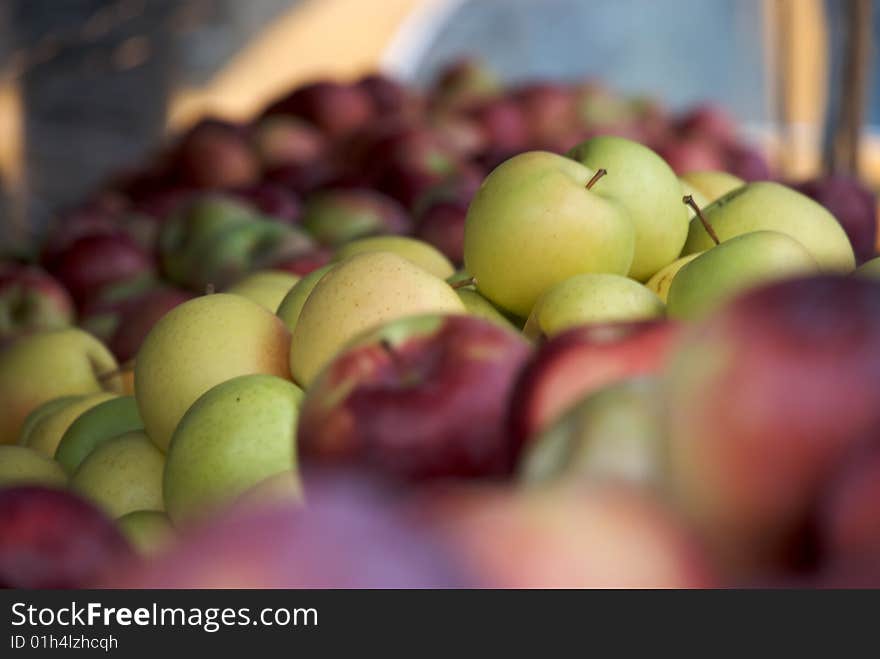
[2,62,880,589]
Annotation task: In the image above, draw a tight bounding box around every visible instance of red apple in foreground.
[509,320,681,451]
[0,486,131,588]
[665,275,880,575]
[108,471,471,588]
[297,314,532,482]
[418,481,716,588]
[0,263,74,337]
[657,137,725,174]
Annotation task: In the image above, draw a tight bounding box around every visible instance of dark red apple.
[430,58,502,110]
[263,81,374,140]
[265,160,340,197]
[415,199,468,266]
[356,73,421,117]
[676,104,737,144]
[226,182,303,225]
[0,263,75,337]
[172,118,260,190]
[297,314,532,482]
[657,137,726,174]
[513,82,578,144]
[723,143,772,181]
[467,97,531,154]
[509,320,682,451]
[108,286,194,362]
[0,486,131,588]
[270,247,333,276]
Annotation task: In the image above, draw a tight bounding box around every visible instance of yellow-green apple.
[420,481,715,588]
[290,252,464,387]
[448,278,516,328]
[55,395,143,474]
[0,328,122,445]
[334,235,455,279]
[70,431,164,518]
[682,182,856,272]
[301,189,411,247]
[855,256,880,278]
[0,445,67,487]
[135,293,291,451]
[667,231,819,319]
[225,270,300,312]
[104,286,194,363]
[646,252,702,301]
[16,395,83,446]
[681,170,744,201]
[665,275,880,575]
[431,58,501,109]
[164,374,303,525]
[0,264,74,337]
[117,510,175,556]
[297,314,531,481]
[0,486,132,588]
[22,392,118,458]
[464,151,635,316]
[524,273,665,340]
[508,320,681,450]
[567,136,688,281]
[276,264,333,334]
[519,378,667,487]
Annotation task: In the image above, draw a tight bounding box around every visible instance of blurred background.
[0,0,877,241]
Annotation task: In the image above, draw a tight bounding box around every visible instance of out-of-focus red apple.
[657,137,725,174]
[108,286,194,363]
[419,481,716,588]
[513,82,578,144]
[171,119,260,190]
[676,104,737,144]
[265,160,340,197]
[467,98,531,154]
[723,143,771,181]
[298,314,532,482]
[665,275,880,575]
[226,183,303,225]
[430,58,502,110]
[0,486,131,588]
[509,320,681,450]
[0,263,75,337]
[263,81,374,140]
[251,115,328,169]
[430,112,489,159]
[270,247,333,276]
[415,200,468,266]
[356,73,422,117]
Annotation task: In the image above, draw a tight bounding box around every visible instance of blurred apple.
[225,270,299,312]
[466,98,531,155]
[298,314,531,481]
[0,486,131,588]
[676,104,736,144]
[55,395,143,474]
[21,392,118,459]
[431,58,502,109]
[104,286,194,363]
[0,263,74,337]
[117,510,175,556]
[226,182,303,225]
[0,445,67,487]
[171,118,260,189]
[301,188,412,247]
[263,81,374,139]
[271,247,333,276]
[356,73,421,117]
[723,143,771,181]
[513,82,578,145]
[657,138,725,174]
[251,115,328,169]
[415,199,468,266]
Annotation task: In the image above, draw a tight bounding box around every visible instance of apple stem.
[450,277,477,290]
[683,195,720,245]
[586,168,607,190]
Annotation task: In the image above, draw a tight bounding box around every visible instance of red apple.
[297,314,532,482]
[467,97,531,154]
[226,182,303,225]
[356,73,422,117]
[0,486,131,588]
[171,118,260,190]
[509,320,682,451]
[723,143,772,181]
[513,82,578,144]
[301,188,412,247]
[657,137,725,174]
[263,81,374,140]
[430,58,502,110]
[251,115,328,169]
[108,286,194,363]
[415,200,468,266]
[270,247,333,276]
[0,263,75,337]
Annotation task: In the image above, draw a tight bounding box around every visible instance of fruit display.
[1,59,879,589]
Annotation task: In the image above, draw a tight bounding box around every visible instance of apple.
[301,188,412,247]
[420,480,716,588]
[21,392,118,458]
[276,264,334,334]
[0,328,122,445]
[117,510,175,556]
[657,137,725,174]
[171,118,260,189]
[791,175,877,264]
[509,320,681,450]
[271,247,333,276]
[164,374,303,525]
[513,82,578,145]
[109,471,470,588]
[575,82,634,127]
[519,377,667,487]
[0,445,67,487]
[430,112,488,159]
[226,182,303,225]
[680,170,744,202]
[251,115,328,169]
[135,293,291,452]
[667,231,819,319]
[415,199,468,266]
[683,182,856,272]
[0,263,74,337]
[334,235,455,279]
[55,395,143,474]
[431,58,501,109]
[264,159,339,197]
[567,136,688,281]
[76,274,161,344]
[723,143,771,181]
[646,253,702,302]
[262,81,374,139]
[0,486,131,588]
[464,151,635,317]
[225,270,300,312]
[297,314,531,481]
[104,286,194,363]
[289,252,464,387]
[676,104,737,144]
[665,275,880,574]
[524,273,665,340]
[70,431,164,518]
[856,256,880,278]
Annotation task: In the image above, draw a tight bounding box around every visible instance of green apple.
[276,264,334,333]
[117,510,175,555]
[683,182,856,272]
[17,395,83,446]
[290,252,465,387]
[55,395,143,474]
[163,374,303,525]
[855,256,880,278]
[519,378,667,486]
[225,270,300,312]
[464,151,635,316]
[71,430,165,518]
[0,445,67,487]
[681,170,744,202]
[667,230,819,319]
[524,274,665,340]
[567,136,688,281]
[646,253,703,302]
[0,328,122,445]
[334,235,455,279]
[22,392,119,458]
[135,293,292,452]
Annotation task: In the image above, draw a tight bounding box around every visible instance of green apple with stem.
[0,445,67,487]
[567,136,688,281]
[464,151,635,316]
[334,235,455,279]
